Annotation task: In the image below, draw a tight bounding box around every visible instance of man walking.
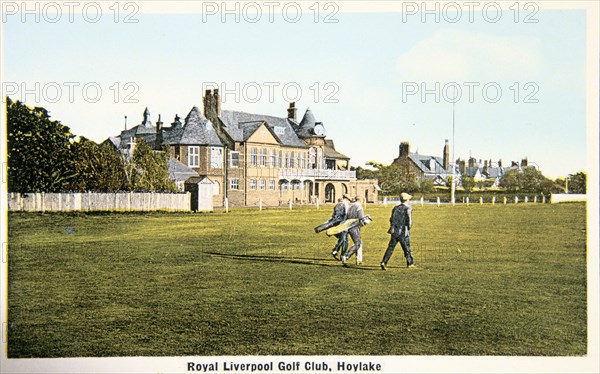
[314,195,351,260]
[380,192,415,270]
[342,196,366,265]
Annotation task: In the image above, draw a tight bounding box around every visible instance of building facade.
[107,90,378,208]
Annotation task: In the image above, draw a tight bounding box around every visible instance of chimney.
[287,102,297,121]
[484,160,488,168]
[399,141,410,158]
[155,114,163,150]
[203,89,213,118]
[214,89,221,117]
[443,139,450,170]
[459,160,466,175]
[498,159,502,168]
[521,157,528,167]
[468,157,476,168]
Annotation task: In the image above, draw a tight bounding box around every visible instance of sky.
[1,1,595,178]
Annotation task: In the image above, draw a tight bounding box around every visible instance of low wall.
[7,192,191,212]
[550,194,587,204]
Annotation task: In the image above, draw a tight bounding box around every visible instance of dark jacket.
[388,202,412,236]
[331,200,349,225]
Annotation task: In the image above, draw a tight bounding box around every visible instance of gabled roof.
[219,110,307,148]
[163,107,223,146]
[409,153,451,175]
[323,139,349,160]
[168,158,199,182]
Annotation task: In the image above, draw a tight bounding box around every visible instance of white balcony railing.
[279,168,356,180]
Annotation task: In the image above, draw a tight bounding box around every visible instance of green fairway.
[7,203,587,357]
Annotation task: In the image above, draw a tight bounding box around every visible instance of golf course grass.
[7,203,587,357]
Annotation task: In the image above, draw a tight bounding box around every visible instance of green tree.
[419,178,435,193]
[461,176,475,193]
[71,138,126,192]
[499,169,521,193]
[567,171,586,194]
[353,166,380,180]
[499,167,554,195]
[130,139,177,192]
[7,98,76,192]
[377,159,418,195]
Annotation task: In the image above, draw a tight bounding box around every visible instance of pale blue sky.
[2,3,589,178]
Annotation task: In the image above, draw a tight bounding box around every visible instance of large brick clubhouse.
[106,90,378,208]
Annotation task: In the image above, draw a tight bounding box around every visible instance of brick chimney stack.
[155,114,163,150]
[214,89,221,117]
[399,141,410,158]
[443,139,450,170]
[203,88,221,120]
[287,102,297,121]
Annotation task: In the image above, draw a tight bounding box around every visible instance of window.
[301,153,306,169]
[230,151,240,167]
[230,178,239,190]
[274,126,285,135]
[278,151,283,168]
[270,150,276,167]
[260,148,267,167]
[188,146,199,167]
[250,147,258,166]
[290,152,295,168]
[210,147,223,168]
[260,179,266,190]
[269,180,275,190]
[296,152,301,169]
[250,179,257,190]
[285,152,290,168]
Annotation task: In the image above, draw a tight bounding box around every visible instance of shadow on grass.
[203,251,384,270]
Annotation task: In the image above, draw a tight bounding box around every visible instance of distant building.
[105,90,378,208]
[391,140,534,188]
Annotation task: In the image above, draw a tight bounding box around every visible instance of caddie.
[380,192,415,270]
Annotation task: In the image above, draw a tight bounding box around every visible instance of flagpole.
[451,100,456,205]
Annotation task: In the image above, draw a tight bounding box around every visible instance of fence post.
[479,196,483,205]
[289,199,292,210]
[525,196,529,204]
[515,196,519,204]
[492,196,496,205]
[466,196,470,206]
[503,196,507,205]
[259,198,263,211]
[436,196,440,207]
[41,192,45,213]
[316,197,319,210]
[420,196,424,207]
[534,195,537,204]
[542,195,546,204]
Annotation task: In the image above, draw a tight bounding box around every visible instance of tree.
[499,167,554,195]
[567,172,586,194]
[71,138,126,192]
[419,178,435,193]
[7,97,76,192]
[461,176,475,193]
[377,159,418,195]
[129,139,177,192]
[353,166,380,180]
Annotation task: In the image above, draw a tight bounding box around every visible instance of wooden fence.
[7,192,191,212]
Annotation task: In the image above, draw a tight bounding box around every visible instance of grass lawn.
[7,203,587,357]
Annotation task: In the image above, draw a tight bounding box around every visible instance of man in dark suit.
[380,192,415,270]
[330,195,351,260]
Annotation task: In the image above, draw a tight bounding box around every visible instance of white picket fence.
[7,192,191,212]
